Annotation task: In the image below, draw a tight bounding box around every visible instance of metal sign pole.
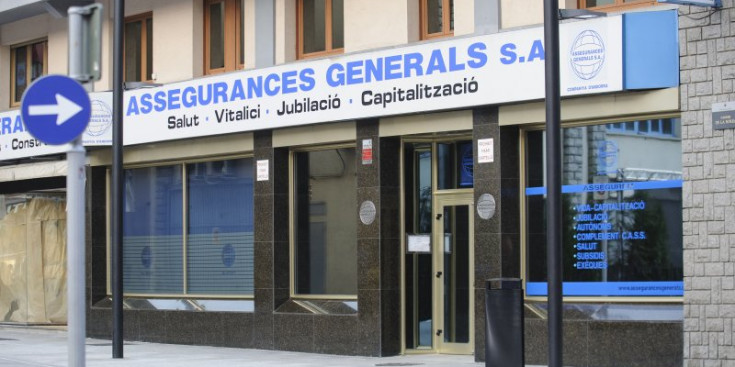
[67,8,87,367]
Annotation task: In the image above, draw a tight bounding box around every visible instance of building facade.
[0,1,693,366]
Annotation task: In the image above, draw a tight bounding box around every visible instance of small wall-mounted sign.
[257,160,269,181]
[362,139,373,165]
[478,138,494,163]
[658,0,720,7]
[407,234,431,253]
[477,193,496,220]
[712,101,735,130]
[359,200,376,225]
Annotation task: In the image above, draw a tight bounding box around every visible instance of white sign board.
[122,16,623,146]
[0,91,111,160]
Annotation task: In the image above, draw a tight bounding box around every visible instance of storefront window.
[0,194,66,323]
[524,119,683,297]
[122,158,254,296]
[293,147,357,296]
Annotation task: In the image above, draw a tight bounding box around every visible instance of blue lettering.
[500,43,517,65]
[126,96,140,116]
[467,42,488,68]
[1,117,10,134]
[247,76,263,99]
[154,91,166,112]
[426,49,447,75]
[264,74,280,96]
[326,63,345,87]
[182,87,197,108]
[346,60,364,85]
[13,115,23,133]
[528,40,545,62]
[403,52,424,77]
[384,55,402,80]
[448,47,465,71]
[198,84,213,105]
[140,93,153,114]
[300,69,316,91]
[168,89,181,110]
[282,71,298,94]
[365,59,383,82]
[231,79,246,100]
[213,82,229,103]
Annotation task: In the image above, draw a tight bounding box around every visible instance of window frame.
[578,0,657,11]
[297,0,344,60]
[108,155,256,299]
[420,0,453,40]
[289,143,358,300]
[10,39,47,107]
[203,0,244,75]
[520,118,683,303]
[124,12,153,83]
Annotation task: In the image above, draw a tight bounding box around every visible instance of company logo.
[222,244,236,268]
[86,99,112,137]
[570,30,605,80]
[597,140,618,175]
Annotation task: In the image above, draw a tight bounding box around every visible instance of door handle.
[436,329,443,336]
[436,213,442,220]
[436,271,443,278]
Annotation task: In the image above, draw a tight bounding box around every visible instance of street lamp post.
[543,5,605,367]
[542,1,563,367]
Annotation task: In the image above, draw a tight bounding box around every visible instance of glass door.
[433,193,474,354]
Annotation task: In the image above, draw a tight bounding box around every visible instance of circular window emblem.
[570,30,605,80]
[222,244,236,268]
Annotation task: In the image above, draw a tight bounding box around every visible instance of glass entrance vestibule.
[402,139,475,354]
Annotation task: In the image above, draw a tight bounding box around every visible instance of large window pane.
[426,0,443,34]
[14,46,27,103]
[186,159,254,295]
[123,166,183,294]
[302,0,326,54]
[146,18,153,80]
[124,20,142,82]
[209,2,225,69]
[30,42,44,82]
[525,120,683,297]
[294,148,357,295]
[331,0,344,49]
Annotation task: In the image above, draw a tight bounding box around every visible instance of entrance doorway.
[403,140,474,355]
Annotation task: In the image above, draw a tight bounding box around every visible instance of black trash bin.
[485,278,524,367]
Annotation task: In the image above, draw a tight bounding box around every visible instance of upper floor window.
[125,13,153,82]
[579,0,656,10]
[421,0,453,40]
[11,40,47,106]
[298,0,344,59]
[204,0,243,74]
[606,118,680,138]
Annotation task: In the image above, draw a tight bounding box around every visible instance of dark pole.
[543,1,563,367]
[112,0,124,359]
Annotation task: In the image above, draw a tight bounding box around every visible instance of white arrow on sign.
[28,93,83,126]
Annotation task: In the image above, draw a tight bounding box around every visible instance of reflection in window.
[12,40,46,105]
[298,0,344,59]
[122,159,254,296]
[293,148,357,295]
[524,120,682,297]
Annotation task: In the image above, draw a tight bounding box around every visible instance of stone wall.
[680,1,735,365]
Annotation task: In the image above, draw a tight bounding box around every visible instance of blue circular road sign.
[20,75,91,145]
